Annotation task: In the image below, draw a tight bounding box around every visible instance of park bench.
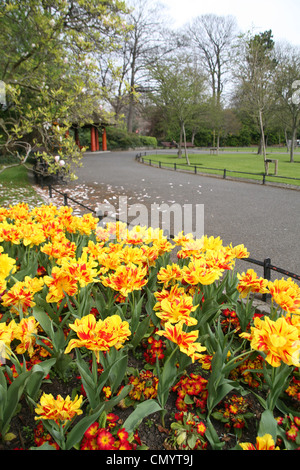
[161,141,194,148]
[265,158,278,175]
[210,147,225,154]
[33,154,66,185]
[161,142,177,148]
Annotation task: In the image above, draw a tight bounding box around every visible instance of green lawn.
[145,150,300,186]
[0,164,44,207]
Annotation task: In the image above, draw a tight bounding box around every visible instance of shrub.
[106,127,157,150]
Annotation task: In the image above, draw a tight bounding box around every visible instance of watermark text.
[96,196,204,240]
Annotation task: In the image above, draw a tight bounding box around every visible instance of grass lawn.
[0,164,44,207]
[145,149,300,186]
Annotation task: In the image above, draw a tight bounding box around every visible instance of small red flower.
[117,428,129,443]
[286,424,299,441]
[196,421,206,436]
[175,396,189,411]
[118,441,133,450]
[106,413,119,428]
[133,430,142,446]
[97,429,115,450]
[294,416,300,427]
[84,422,99,440]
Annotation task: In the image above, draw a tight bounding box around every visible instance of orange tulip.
[157,321,206,363]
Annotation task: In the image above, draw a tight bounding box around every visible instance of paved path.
[68,150,300,279]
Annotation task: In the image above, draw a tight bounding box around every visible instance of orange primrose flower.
[117,428,129,443]
[97,429,115,450]
[84,422,99,441]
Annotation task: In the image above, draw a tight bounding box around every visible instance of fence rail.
[237,256,300,301]
[48,184,96,214]
[136,153,300,186]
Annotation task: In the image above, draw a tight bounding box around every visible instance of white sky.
[161,0,300,46]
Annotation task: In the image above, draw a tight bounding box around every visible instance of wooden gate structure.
[72,123,107,152]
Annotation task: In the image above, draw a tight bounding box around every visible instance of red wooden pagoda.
[73,124,107,152]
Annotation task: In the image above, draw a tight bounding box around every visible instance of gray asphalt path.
[71,150,300,279]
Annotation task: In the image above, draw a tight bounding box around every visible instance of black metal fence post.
[263,258,271,281]
[263,258,271,301]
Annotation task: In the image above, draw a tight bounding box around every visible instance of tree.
[149,56,207,164]
[121,0,176,133]
[97,40,132,122]
[232,30,277,168]
[187,14,238,151]
[0,0,128,178]
[218,108,242,145]
[274,43,300,162]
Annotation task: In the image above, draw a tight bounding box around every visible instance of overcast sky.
[161,0,300,46]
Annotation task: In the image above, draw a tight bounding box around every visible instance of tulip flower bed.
[0,202,300,451]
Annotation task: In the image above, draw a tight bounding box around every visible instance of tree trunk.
[127,39,137,133]
[177,125,183,158]
[216,131,220,155]
[183,122,190,165]
[290,126,297,163]
[191,130,196,146]
[212,129,216,147]
[284,128,289,153]
[127,92,135,133]
[257,138,262,155]
[258,109,267,170]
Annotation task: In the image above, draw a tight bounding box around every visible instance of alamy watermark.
[0,81,6,106]
[292,80,300,105]
[0,340,6,365]
[96,196,204,240]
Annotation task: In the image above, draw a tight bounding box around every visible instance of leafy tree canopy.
[0,0,129,178]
